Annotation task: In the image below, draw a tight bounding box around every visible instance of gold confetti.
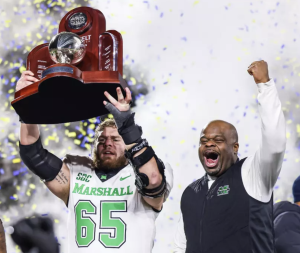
[12,158,21,163]
[29,184,36,189]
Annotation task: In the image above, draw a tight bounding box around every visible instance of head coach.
[174,61,286,253]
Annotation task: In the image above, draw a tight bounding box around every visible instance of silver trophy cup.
[48,32,86,64]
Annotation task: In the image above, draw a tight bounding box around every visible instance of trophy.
[11,7,128,124]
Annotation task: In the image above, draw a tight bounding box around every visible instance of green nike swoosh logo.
[120,175,131,181]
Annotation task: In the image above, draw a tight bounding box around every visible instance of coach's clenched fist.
[247,60,270,84]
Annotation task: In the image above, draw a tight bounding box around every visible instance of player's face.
[198,122,238,177]
[96,127,127,169]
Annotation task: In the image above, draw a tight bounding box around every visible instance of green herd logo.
[217,185,230,196]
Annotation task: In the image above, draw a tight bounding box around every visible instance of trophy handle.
[99,30,123,76]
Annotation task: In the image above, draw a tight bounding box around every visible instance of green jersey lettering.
[76,173,83,180]
[126,186,133,195]
[97,187,103,196]
[111,188,120,196]
[72,183,85,194]
[120,188,127,196]
[90,187,97,196]
[73,185,133,196]
[85,175,92,182]
[103,188,112,196]
[83,186,91,195]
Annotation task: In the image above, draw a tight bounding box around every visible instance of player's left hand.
[247,60,270,84]
[103,87,133,130]
[103,87,132,112]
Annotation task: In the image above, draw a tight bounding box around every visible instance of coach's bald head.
[198,120,239,177]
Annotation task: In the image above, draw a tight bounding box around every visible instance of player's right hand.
[16,70,39,92]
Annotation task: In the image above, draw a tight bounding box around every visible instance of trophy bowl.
[48,32,86,64]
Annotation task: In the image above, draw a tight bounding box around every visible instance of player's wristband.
[128,139,149,157]
[118,113,142,144]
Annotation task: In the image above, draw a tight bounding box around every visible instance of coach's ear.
[233,142,239,155]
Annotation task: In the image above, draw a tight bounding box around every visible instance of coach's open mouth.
[204,150,219,168]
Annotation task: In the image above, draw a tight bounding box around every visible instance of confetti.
[0,1,300,253]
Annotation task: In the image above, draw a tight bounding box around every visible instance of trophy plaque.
[11,7,128,124]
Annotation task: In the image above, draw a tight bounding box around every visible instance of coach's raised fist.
[247,60,270,84]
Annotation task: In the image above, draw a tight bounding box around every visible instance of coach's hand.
[247,60,270,84]
[16,70,39,92]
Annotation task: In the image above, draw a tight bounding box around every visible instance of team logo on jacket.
[217,185,230,196]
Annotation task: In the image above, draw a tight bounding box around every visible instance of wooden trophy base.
[12,64,128,124]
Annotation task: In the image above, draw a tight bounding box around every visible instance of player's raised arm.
[242,61,286,202]
[104,87,172,210]
[17,72,70,205]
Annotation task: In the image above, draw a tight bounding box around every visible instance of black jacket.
[273,201,300,253]
[181,158,275,253]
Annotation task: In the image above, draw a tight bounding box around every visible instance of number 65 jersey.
[64,155,173,253]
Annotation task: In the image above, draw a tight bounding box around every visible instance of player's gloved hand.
[11,216,59,253]
[103,87,142,145]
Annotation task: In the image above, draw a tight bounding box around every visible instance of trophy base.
[12,69,128,124]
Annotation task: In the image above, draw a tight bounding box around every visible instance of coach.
[174,61,286,253]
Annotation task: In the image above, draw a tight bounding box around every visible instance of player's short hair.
[92,119,117,168]
[96,118,117,133]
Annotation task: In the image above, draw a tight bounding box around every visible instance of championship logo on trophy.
[12,7,128,124]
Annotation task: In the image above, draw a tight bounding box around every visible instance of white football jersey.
[64,154,173,253]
